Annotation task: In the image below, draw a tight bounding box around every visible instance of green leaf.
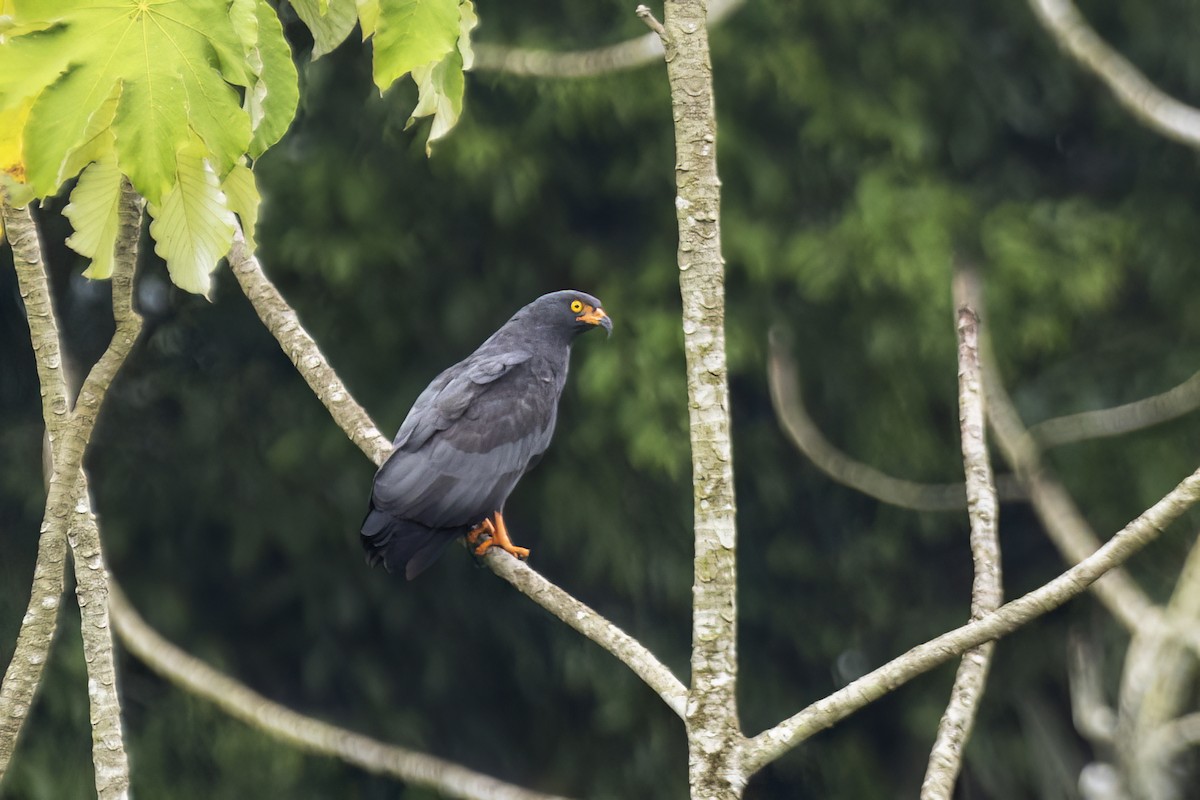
[292,0,359,59]
[371,0,459,91]
[407,49,464,155]
[356,0,380,39]
[63,153,122,279]
[222,161,260,250]
[457,0,477,70]
[59,83,120,182]
[147,146,236,296]
[246,0,299,158]
[0,1,264,203]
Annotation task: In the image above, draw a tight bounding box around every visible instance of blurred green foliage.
[3,0,1200,797]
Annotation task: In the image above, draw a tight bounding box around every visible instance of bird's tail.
[361,502,457,580]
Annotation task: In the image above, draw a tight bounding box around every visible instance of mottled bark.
[921,300,1002,799]
[227,230,391,465]
[1,183,142,797]
[646,0,746,796]
[0,202,70,782]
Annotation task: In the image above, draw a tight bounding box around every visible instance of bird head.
[525,290,612,339]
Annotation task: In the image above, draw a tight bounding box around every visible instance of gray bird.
[361,290,612,579]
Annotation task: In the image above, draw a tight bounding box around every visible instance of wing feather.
[371,349,556,528]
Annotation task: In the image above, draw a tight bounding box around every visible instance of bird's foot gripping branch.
[468,513,530,559]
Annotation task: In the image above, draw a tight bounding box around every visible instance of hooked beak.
[577,306,613,338]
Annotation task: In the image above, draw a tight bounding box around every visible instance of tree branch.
[470,0,744,79]
[1027,0,1200,149]
[482,553,687,717]
[921,299,1003,799]
[0,201,71,782]
[1028,370,1200,449]
[1116,528,1200,800]
[767,329,1027,511]
[741,465,1200,774]
[651,0,745,797]
[982,346,1168,636]
[1,185,143,796]
[107,582,569,800]
[227,231,391,466]
[64,181,143,799]
[224,228,688,717]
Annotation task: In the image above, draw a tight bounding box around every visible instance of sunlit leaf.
[246,0,300,157]
[0,95,31,185]
[63,153,123,279]
[293,0,358,59]
[356,0,379,39]
[59,83,119,182]
[222,161,261,251]
[457,0,477,70]
[371,0,458,91]
[401,1,474,153]
[407,50,464,155]
[148,146,236,296]
[0,1,294,203]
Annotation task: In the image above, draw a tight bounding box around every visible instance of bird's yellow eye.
[570,300,584,313]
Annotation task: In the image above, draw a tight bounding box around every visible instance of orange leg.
[472,511,530,559]
[466,518,494,546]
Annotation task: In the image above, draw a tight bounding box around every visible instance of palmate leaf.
[63,152,122,279]
[369,0,459,91]
[0,0,298,294]
[1,0,254,203]
[406,50,464,156]
[292,0,359,59]
[148,144,237,297]
[391,0,476,154]
[241,0,300,158]
[222,160,261,250]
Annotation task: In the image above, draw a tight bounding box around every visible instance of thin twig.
[1028,0,1200,149]
[1029,371,1200,448]
[740,466,1200,774]
[635,5,669,43]
[471,0,745,78]
[766,329,1027,511]
[921,297,1003,799]
[225,226,689,717]
[107,583,570,800]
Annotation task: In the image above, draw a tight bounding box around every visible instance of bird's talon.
[466,518,494,546]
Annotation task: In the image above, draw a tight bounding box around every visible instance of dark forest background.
[3,0,1200,797]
